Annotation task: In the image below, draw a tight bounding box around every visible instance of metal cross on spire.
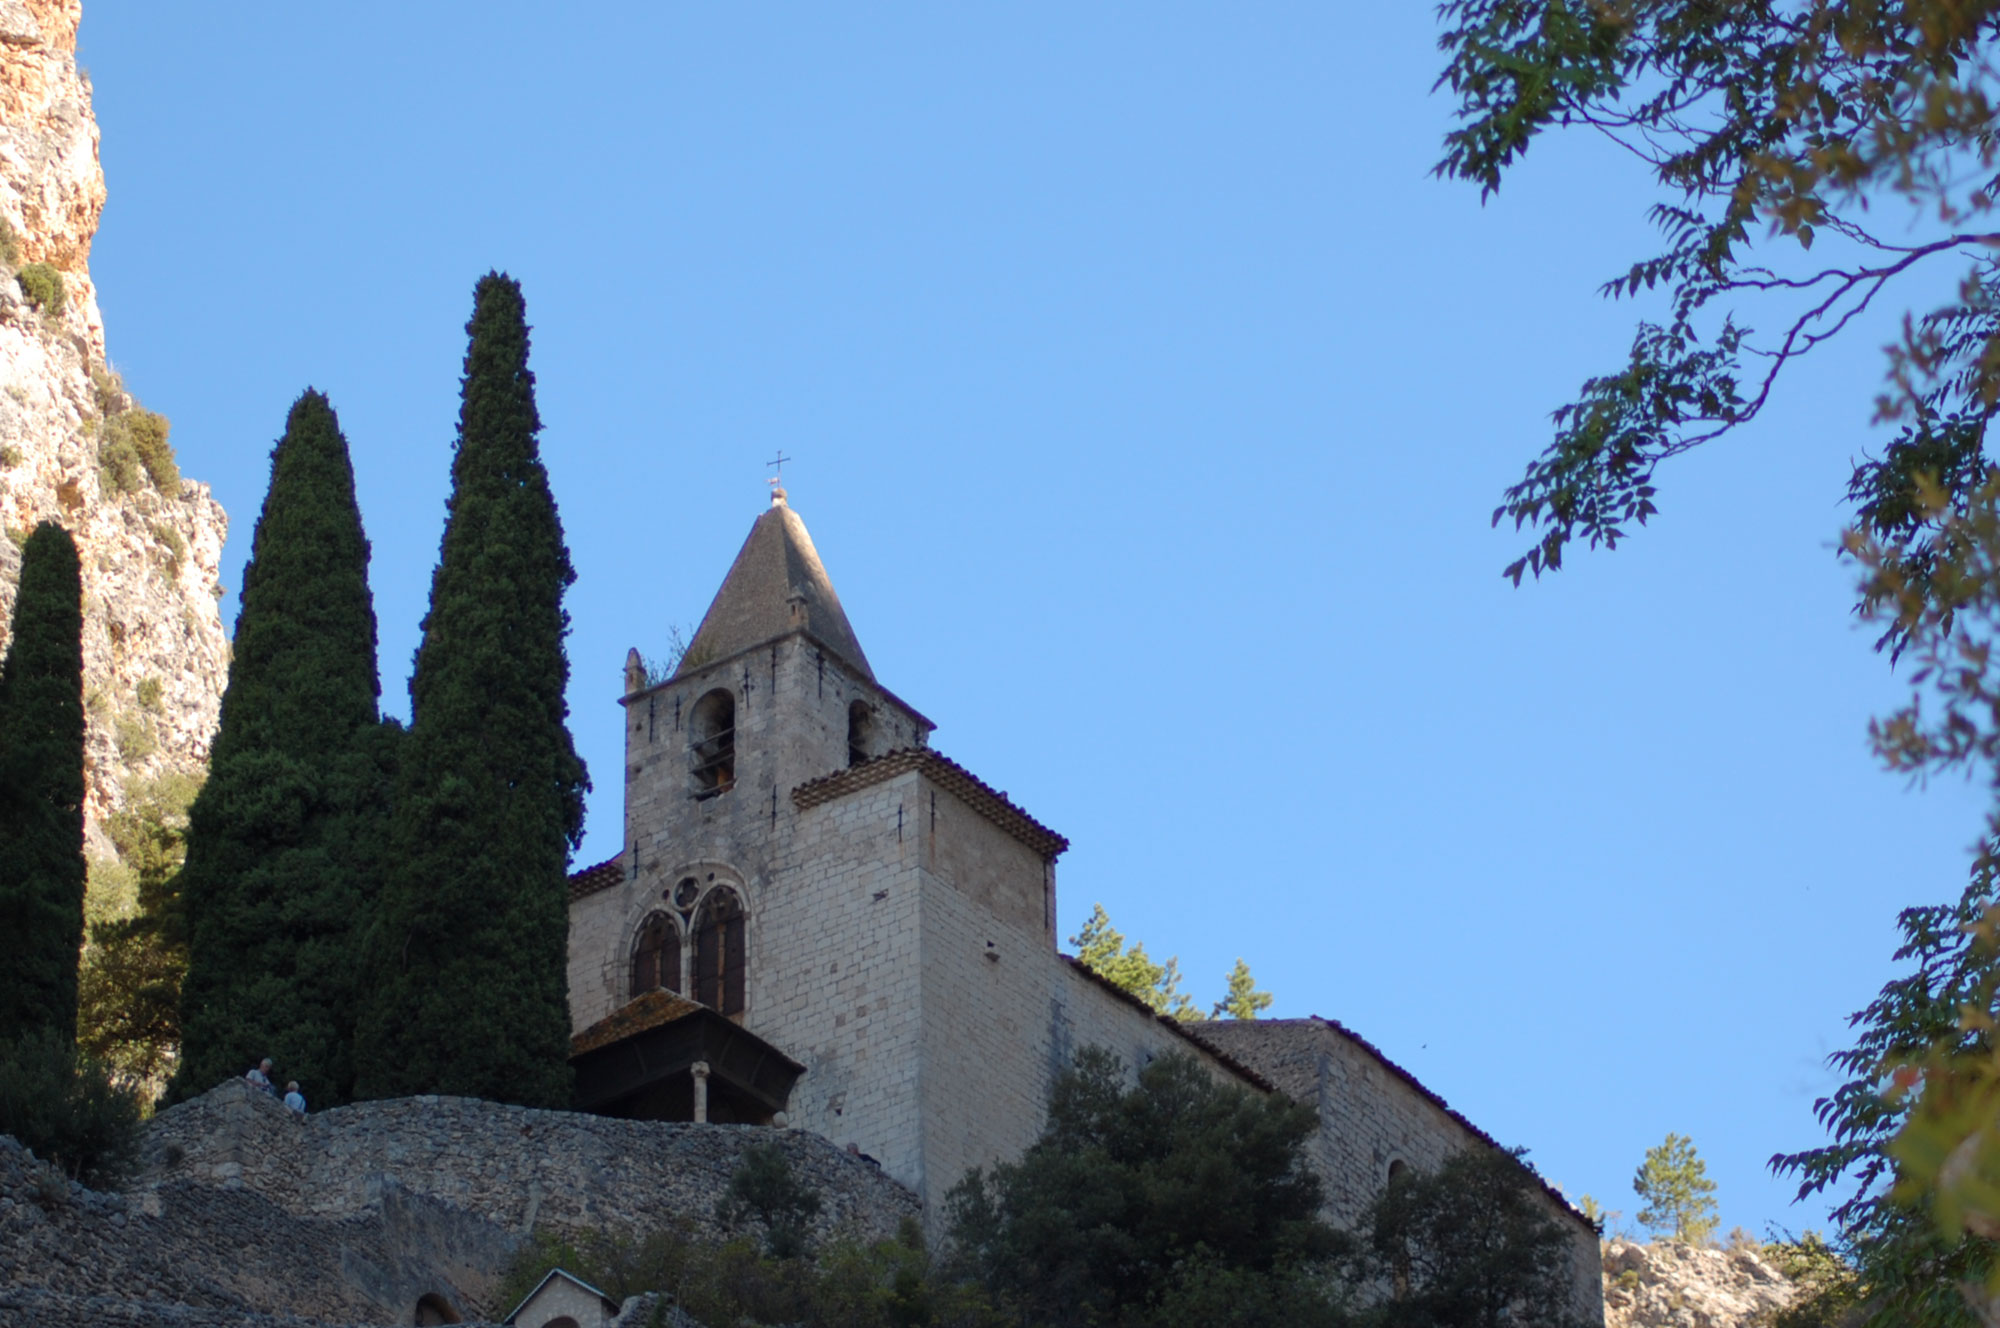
[766,451,792,505]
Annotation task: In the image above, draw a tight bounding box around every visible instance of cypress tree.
[354,274,587,1106]
[0,522,86,1046]
[169,390,393,1105]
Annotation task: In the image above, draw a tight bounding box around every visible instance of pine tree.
[0,522,86,1046]
[1633,1132,1720,1245]
[1212,958,1274,1020]
[354,274,587,1107]
[1070,903,1203,1021]
[168,391,392,1105]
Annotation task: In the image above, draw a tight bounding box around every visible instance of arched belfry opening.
[630,912,681,998]
[689,689,735,797]
[692,889,747,1017]
[848,699,874,766]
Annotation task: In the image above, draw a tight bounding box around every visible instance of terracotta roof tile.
[793,748,1069,860]
[568,855,623,902]
[569,989,705,1058]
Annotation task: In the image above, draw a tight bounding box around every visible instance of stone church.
[563,489,1602,1317]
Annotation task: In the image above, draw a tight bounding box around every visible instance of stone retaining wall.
[142,1079,921,1246]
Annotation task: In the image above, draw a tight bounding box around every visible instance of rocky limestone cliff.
[1602,1239,1805,1328]
[0,0,229,857]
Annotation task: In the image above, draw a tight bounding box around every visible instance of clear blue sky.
[79,2,1987,1239]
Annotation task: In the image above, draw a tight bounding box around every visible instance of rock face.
[0,0,228,856]
[1602,1239,1802,1328]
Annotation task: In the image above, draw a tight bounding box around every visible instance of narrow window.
[630,912,680,997]
[693,890,747,1017]
[689,689,736,797]
[847,699,873,766]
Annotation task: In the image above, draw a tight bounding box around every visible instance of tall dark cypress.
[0,522,86,1046]
[354,274,587,1106]
[169,391,393,1105]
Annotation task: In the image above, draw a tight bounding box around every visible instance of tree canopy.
[946,1048,1345,1326]
[355,274,586,1106]
[1360,1146,1588,1328]
[1632,1132,1719,1246]
[0,522,86,1047]
[171,390,392,1107]
[1436,1,2000,631]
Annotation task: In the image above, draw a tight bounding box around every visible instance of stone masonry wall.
[143,1079,921,1250]
[1191,1017,1605,1327]
[915,857,1251,1216]
[575,635,941,1181]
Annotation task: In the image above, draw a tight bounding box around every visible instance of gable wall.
[514,1277,608,1328]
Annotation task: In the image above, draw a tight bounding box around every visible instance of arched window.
[630,912,681,998]
[689,689,736,797]
[692,889,747,1017]
[848,700,874,766]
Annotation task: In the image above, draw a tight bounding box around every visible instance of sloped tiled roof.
[569,989,705,1058]
[568,854,622,902]
[792,747,1070,860]
[676,496,872,681]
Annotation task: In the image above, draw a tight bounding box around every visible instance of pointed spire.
[680,496,872,680]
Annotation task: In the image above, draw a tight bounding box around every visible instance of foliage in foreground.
[1436,1,2000,639]
[1770,473,2000,1326]
[1633,1132,1719,1246]
[0,1029,142,1186]
[0,521,85,1049]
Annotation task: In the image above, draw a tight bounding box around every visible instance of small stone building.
[504,1268,619,1328]
[566,490,1603,1322]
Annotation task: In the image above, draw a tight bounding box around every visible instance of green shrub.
[0,216,21,268]
[1759,1233,1866,1328]
[90,364,124,417]
[0,446,19,468]
[719,1141,823,1258]
[98,409,177,497]
[113,713,155,760]
[135,677,162,712]
[17,262,63,314]
[149,524,184,575]
[0,1029,143,1186]
[97,424,141,495]
[126,410,176,492]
